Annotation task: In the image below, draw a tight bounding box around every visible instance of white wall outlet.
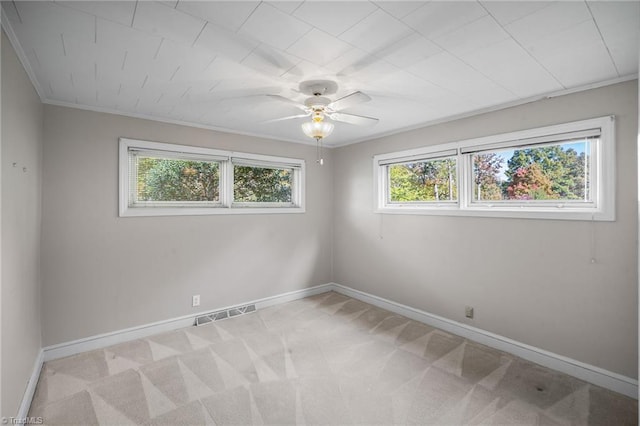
[192,295,200,307]
[465,306,474,319]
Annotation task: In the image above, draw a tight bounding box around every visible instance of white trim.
[332,75,637,148]
[329,283,638,399]
[458,129,601,154]
[378,148,458,166]
[373,141,462,165]
[121,206,305,217]
[17,349,44,420]
[0,11,46,101]
[20,281,635,417]
[43,284,333,362]
[40,77,638,150]
[44,98,320,147]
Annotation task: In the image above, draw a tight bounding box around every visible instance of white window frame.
[380,147,460,209]
[374,116,615,221]
[119,138,305,217]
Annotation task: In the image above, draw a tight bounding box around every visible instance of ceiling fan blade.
[265,94,307,111]
[262,113,310,124]
[328,91,371,111]
[329,112,379,127]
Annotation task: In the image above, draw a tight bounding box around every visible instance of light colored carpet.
[29,291,637,425]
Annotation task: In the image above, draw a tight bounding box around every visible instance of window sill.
[375,206,613,221]
[120,206,306,217]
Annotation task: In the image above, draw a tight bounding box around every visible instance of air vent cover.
[195,303,256,326]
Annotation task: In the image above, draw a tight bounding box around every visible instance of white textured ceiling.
[2,1,638,146]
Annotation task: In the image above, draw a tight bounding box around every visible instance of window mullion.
[130,153,138,206]
[591,138,599,207]
[385,166,391,205]
[298,168,303,206]
[460,152,469,210]
[222,159,232,208]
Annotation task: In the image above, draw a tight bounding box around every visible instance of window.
[232,161,294,206]
[120,138,305,216]
[131,153,222,206]
[387,155,458,204]
[468,138,594,204]
[374,116,615,221]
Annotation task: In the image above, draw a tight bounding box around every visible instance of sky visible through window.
[473,138,592,202]
[492,140,588,182]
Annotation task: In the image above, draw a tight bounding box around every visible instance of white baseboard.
[17,348,44,419]
[43,283,333,362]
[330,282,638,399]
[20,280,636,419]
[15,283,331,418]
[17,284,333,418]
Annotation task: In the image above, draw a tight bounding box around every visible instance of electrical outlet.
[192,295,200,307]
[465,306,474,319]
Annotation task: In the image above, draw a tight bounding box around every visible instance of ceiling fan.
[265,80,378,165]
[266,80,378,126]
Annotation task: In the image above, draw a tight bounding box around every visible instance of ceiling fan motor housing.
[304,96,331,108]
[299,80,338,96]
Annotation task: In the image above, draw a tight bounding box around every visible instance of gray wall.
[333,80,638,379]
[1,32,43,416]
[40,105,333,346]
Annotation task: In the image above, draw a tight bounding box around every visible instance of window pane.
[234,165,293,203]
[136,156,220,202]
[471,138,594,202]
[388,157,457,202]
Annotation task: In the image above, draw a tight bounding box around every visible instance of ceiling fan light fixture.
[301,116,334,166]
[301,120,334,140]
[267,80,377,164]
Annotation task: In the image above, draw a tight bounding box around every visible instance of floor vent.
[195,303,256,326]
